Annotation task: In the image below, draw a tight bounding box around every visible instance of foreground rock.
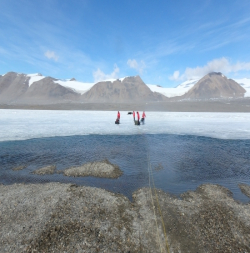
[239,183,250,198]
[0,183,144,252]
[0,183,249,253]
[32,165,56,175]
[135,185,250,252]
[63,159,122,178]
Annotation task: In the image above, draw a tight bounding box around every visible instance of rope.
[148,154,171,253]
[134,112,171,252]
[139,126,171,253]
[147,152,164,253]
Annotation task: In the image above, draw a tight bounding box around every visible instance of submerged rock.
[63,159,122,178]
[12,165,26,171]
[32,165,56,175]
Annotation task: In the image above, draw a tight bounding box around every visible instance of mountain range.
[0,71,249,105]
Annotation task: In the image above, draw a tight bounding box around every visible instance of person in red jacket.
[115,111,120,124]
[141,111,146,124]
[133,111,135,122]
[137,111,140,121]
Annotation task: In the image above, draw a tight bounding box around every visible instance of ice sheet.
[1,110,250,141]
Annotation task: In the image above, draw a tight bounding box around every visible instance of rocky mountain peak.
[182,72,246,99]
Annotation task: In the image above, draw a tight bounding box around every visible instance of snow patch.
[27,73,45,86]
[98,77,128,83]
[54,80,95,95]
[119,77,128,82]
[147,79,199,98]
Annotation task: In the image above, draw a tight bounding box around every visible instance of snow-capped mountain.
[0,72,82,104]
[26,73,95,95]
[147,77,250,98]
[81,76,167,102]
[181,72,246,99]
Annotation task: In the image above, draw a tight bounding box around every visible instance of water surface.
[1,134,250,202]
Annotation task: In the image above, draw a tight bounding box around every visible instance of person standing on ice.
[133,111,135,122]
[115,111,120,124]
[137,111,140,122]
[141,111,146,124]
[117,111,120,120]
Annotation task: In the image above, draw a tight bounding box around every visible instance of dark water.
[0,134,250,202]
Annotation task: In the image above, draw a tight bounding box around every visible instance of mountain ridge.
[0,71,250,105]
[82,75,167,103]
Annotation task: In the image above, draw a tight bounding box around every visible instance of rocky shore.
[0,183,249,253]
[2,98,250,112]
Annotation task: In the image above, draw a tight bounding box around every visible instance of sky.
[1,0,250,87]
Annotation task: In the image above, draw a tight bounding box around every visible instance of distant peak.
[208,72,223,77]
[27,73,43,77]
[70,78,76,81]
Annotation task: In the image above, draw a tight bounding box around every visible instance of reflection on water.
[0,134,250,202]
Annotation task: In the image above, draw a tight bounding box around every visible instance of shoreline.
[1,182,249,252]
[1,99,250,112]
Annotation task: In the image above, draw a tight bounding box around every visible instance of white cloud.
[169,58,250,81]
[93,64,119,82]
[169,70,180,80]
[45,50,59,61]
[127,59,146,74]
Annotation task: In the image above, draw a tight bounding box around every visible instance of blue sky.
[1,0,250,87]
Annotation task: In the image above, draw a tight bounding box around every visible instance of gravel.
[0,183,250,253]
